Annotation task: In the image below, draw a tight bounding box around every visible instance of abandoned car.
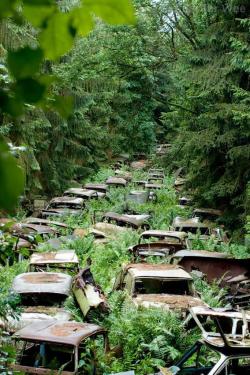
[102,212,150,230]
[115,169,132,181]
[64,187,106,199]
[139,230,188,250]
[163,307,250,375]
[12,222,58,239]
[126,190,150,204]
[40,196,85,218]
[192,208,223,223]
[172,250,250,308]
[23,217,69,230]
[84,183,108,194]
[1,272,73,332]
[11,321,109,374]
[73,267,109,316]
[129,242,177,260]
[174,177,187,192]
[113,263,205,313]
[172,217,225,243]
[145,182,163,190]
[106,176,128,187]
[179,196,193,207]
[28,250,79,273]
[2,266,107,331]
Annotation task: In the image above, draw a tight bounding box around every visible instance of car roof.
[125,263,192,280]
[172,250,230,259]
[173,217,209,229]
[24,217,68,228]
[193,208,223,216]
[106,177,127,185]
[13,223,56,235]
[140,230,187,240]
[49,196,84,205]
[84,183,108,191]
[64,188,97,197]
[103,212,146,226]
[29,250,79,265]
[13,321,105,346]
[12,272,72,295]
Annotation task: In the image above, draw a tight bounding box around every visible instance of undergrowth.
[0,166,249,374]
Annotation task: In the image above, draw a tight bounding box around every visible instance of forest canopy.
[0,0,249,235]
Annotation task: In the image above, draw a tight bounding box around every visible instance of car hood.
[132,294,206,311]
[2,307,71,332]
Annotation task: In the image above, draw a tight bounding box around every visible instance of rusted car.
[179,196,193,207]
[172,217,226,244]
[115,169,132,181]
[113,263,205,313]
[106,177,128,187]
[40,196,85,218]
[126,190,150,204]
[73,267,109,316]
[2,266,107,332]
[23,217,69,230]
[1,272,73,332]
[171,250,250,309]
[132,180,147,187]
[84,183,108,194]
[64,187,101,199]
[11,321,109,374]
[129,242,176,260]
[74,222,128,244]
[130,160,147,170]
[192,208,223,223]
[102,212,150,230]
[148,168,165,178]
[10,223,59,260]
[174,177,186,192]
[12,222,58,238]
[139,230,188,250]
[160,307,250,375]
[28,250,79,273]
[145,182,163,190]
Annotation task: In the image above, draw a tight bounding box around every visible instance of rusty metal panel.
[12,272,72,295]
[13,321,106,346]
[177,256,250,284]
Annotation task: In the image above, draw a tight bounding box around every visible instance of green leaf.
[23,0,54,4]
[23,4,56,27]
[15,78,46,104]
[7,47,43,79]
[39,12,74,60]
[0,139,24,211]
[71,7,94,36]
[52,95,74,118]
[0,90,24,116]
[82,0,136,25]
[0,0,18,18]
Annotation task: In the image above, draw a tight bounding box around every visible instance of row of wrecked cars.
[1,164,250,374]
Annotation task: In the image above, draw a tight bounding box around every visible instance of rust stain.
[126,263,179,271]
[22,274,65,283]
[50,322,86,337]
[136,295,205,308]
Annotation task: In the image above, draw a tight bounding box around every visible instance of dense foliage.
[158,0,250,233]
[0,0,249,234]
